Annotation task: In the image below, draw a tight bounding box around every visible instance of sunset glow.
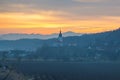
[0,0,120,34]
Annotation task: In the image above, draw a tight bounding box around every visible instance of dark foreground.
[5,61,120,80]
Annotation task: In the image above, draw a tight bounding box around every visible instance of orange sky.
[0,12,119,34]
[0,0,120,34]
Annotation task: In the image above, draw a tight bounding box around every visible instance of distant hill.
[0,28,120,51]
[0,31,82,40]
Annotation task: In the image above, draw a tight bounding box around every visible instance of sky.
[0,0,120,34]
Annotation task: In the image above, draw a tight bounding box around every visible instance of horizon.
[0,28,118,35]
[0,0,120,34]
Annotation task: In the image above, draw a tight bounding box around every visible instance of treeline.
[0,44,120,62]
[32,45,120,62]
[0,50,32,62]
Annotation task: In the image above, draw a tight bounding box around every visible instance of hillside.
[0,28,120,51]
[0,31,82,40]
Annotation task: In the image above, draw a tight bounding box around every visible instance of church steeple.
[59,29,62,38]
[58,29,63,42]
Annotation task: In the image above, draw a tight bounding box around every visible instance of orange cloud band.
[0,12,119,34]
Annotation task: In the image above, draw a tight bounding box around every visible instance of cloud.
[0,0,120,17]
[73,0,104,2]
[0,0,120,34]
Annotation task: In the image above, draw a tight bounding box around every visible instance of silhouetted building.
[58,29,63,42]
[58,29,63,46]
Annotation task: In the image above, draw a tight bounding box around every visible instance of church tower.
[58,29,63,46]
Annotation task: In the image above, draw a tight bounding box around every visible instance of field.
[3,61,120,80]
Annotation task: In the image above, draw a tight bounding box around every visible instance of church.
[52,29,77,47]
[57,29,63,46]
[58,29,63,44]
